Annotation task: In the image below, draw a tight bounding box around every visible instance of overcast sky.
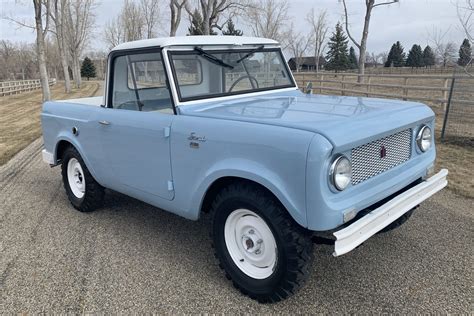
[0,0,467,56]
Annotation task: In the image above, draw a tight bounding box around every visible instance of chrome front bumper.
[333,169,448,257]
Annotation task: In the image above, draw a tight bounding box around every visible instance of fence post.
[341,75,345,96]
[441,77,456,140]
[402,77,408,100]
[320,74,324,93]
[442,78,450,109]
[367,76,371,97]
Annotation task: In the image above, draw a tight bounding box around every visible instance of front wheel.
[211,182,313,303]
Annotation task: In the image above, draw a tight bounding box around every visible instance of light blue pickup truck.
[41,36,448,302]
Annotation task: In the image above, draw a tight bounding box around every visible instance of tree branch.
[373,0,398,8]
[342,0,361,49]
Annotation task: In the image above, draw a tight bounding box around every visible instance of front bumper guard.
[333,169,448,257]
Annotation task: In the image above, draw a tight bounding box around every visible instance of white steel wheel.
[67,158,85,199]
[224,208,278,279]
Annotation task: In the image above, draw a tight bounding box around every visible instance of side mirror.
[305,82,313,94]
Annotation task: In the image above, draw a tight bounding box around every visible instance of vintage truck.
[41,36,448,302]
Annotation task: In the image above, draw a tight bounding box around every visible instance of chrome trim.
[416,125,432,152]
[329,155,351,192]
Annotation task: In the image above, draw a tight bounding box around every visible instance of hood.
[179,90,435,150]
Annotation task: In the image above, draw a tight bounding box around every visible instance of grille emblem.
[380,145,387,158]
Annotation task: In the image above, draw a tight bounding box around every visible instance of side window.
[111,52,174,114]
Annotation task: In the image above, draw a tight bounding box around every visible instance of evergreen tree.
[406,44,423,68]
[187,9,217,35]
[457,38,472,66]
[384,41,406,67]
[80,57,96,80]
[348,46,358,69]
[325,22,350,72]
[422,45,436,68]
[222,19,243,36]
[188,9,205,35]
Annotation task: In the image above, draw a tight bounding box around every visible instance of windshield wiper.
[194,47,234,69]
[236,45,265,63]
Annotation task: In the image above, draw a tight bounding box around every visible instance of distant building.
[287,56,326,71]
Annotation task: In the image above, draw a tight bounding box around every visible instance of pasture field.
[0,81,102,165]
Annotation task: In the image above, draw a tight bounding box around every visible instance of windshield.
[169,48,295,102]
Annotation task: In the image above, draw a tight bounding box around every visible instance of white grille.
[351,129,412,185]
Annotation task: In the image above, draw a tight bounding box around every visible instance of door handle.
[98,120,110,125]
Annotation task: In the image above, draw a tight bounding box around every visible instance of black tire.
[210,182,313,303]
[378,208,415,234]
[61,146,104,212]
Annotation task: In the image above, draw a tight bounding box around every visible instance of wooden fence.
[293,72,474,108]
[0,79,56,97]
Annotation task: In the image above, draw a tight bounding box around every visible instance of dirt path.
[0,81,103,165]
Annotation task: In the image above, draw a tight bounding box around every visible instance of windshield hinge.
[163,126,171,138]
[167,180,174,191]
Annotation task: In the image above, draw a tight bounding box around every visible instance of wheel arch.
[199,175,307,228]
[52,136,102,186]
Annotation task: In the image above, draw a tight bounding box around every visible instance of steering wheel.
[228,75,259,92]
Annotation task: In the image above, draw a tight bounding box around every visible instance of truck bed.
[56,96,103,106]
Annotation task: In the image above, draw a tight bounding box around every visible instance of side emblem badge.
[380,145,387,158]
[188,132,206,149]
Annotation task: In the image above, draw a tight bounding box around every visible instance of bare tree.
[457,0,473,41]
[0,41,37,80]
[286,24,310,72]
[140,0,163,38]
[306,8,329,72]
[245,0,290,43]
[104,16,125,49]
[427,26,457,66]
[169,0,187,36]
[0,40,15,80]
[51,0,71,93]
[377,51,387,66]
[33,0,51,101]
[64,0,96,89]
[184,0,244,35]
[440,42,457,67]
[342,0,399,82]
[456,0,473,75]
[121,0,146,41]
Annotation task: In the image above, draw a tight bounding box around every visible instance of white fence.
[0,79,56,97]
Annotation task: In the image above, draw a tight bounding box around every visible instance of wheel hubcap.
[67,158,85,198]
[224,209,277,279]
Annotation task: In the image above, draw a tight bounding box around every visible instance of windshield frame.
[167,47,296,103]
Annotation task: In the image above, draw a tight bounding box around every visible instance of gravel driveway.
[1,138,472,313]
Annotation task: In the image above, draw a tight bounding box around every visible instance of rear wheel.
[61,146,104,212]
[211,182,313,303]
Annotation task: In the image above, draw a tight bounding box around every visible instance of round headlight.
[417,125,432,152]
[330,155,352,191]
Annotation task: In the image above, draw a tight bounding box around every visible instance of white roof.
[111,36,279,51]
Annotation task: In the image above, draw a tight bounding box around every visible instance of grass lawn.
[0,81,102,165]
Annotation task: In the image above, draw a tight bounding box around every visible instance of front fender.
[191,158,307,227]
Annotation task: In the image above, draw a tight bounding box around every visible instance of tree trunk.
[170,1,177,36]
[55,0,71,93]
[357,4,372,83]
[71,53,82,88]
[34,0,51,102]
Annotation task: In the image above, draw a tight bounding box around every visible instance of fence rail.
[293,72,474,108]
[0,79,56,97]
